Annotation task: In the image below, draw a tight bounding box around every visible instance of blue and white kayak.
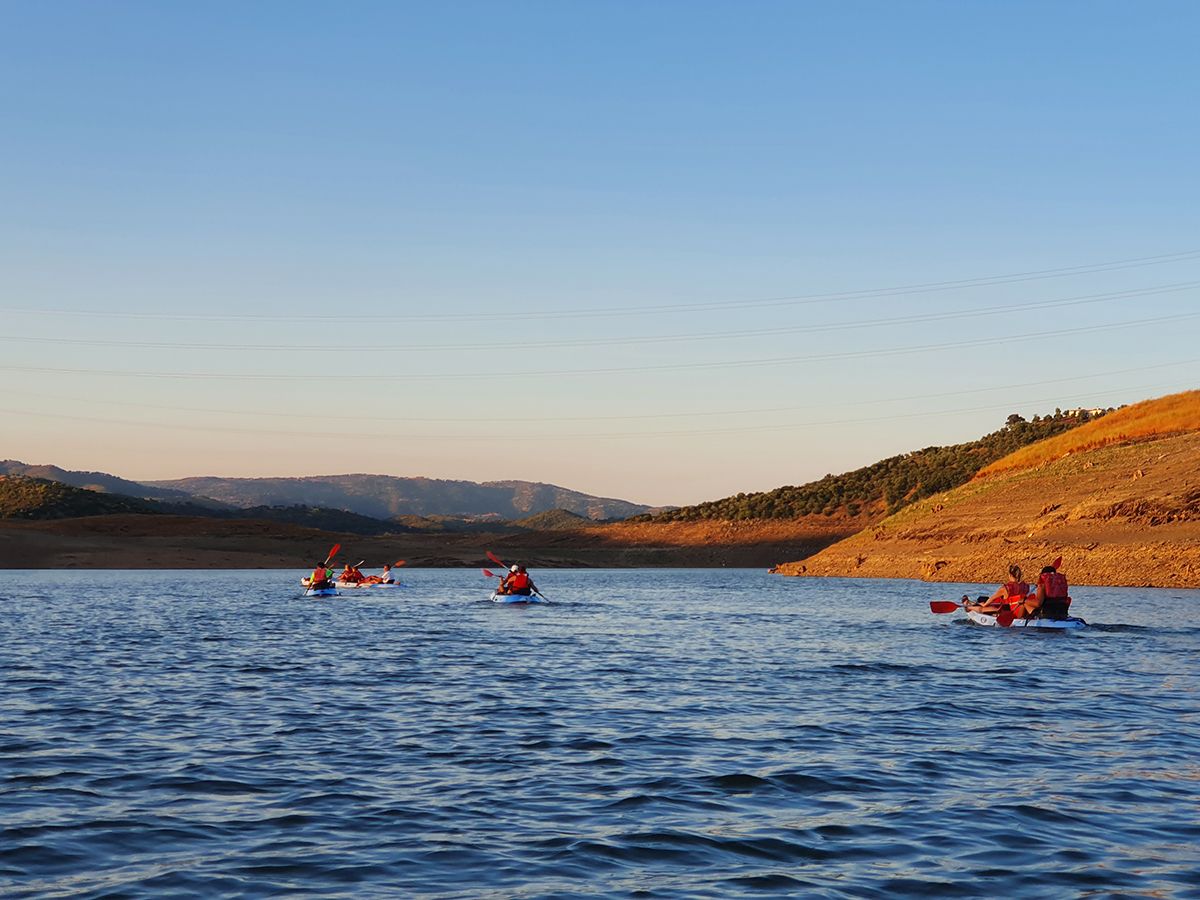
[489,591,548,605]
[300,578,338,597]
[336,581,402,590]
[966,610,1087,630]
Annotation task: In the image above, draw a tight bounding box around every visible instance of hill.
[0,474,411,536]
[146,474,653,521]
[511,509,591,530]
[644,411,1095,523]
[0,476,165,519]
[976,390,1200,478]
[774,391,1200,588]
[0,460,223,506]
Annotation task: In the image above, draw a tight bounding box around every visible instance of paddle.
[929,601,962,614]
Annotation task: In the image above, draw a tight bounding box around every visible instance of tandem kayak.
[489,591,548,605]
[966,610,1087,630]
[336,580,402,590]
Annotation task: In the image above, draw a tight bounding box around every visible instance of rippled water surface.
[2,569,1199,898]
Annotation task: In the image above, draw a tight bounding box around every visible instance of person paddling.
[964,565,1029,616]
[498,564,536,596]
[309,562,333,590]
[1022,561,1071,620]
[340,563,365,584]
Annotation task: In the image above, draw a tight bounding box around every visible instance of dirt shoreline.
[0,514,857,571]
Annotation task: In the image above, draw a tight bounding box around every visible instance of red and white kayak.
[966,610,1087,630]
[336,581,402,590]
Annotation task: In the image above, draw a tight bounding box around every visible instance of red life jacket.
[1005,580,1029,598]
[510,572,531,591]
[1040,571,1069,598]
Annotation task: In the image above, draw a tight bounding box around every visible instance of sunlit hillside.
[976,389,1200,479]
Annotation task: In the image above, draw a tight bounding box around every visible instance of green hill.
[0,476,164,519]
[511,508,591,530]
[0,475,403,535]
[647,410,1102,523]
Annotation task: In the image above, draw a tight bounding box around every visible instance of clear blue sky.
[2,1,1198,506]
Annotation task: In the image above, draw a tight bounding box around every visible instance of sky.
[2,1,1199,507]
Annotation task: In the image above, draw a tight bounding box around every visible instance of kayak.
[966,610,1087,630]
[336,580,402,589]
[489,591,548,605]
[303,586,338,597]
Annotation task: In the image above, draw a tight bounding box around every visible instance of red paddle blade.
[326,543,341,562]
[486,550,506,568]
[394,560,406,567]
[482,568,497,578]
[930,601,962,614]
[996,608,1015,627]
[1051,555,1062,570]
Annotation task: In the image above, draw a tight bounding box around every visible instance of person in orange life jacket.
[963,565,1028,615]
[309,563,333,589]
[340,563,365,584]
[1023,563,1071,619]
[499,564,536,596]
[960,566,1027,619]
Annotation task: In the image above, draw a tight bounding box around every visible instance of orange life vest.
[1040,571,1069,598]
[510,572,531,591]
[1005,580,1029,598]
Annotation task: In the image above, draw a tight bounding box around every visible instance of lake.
[2,569,1198,898]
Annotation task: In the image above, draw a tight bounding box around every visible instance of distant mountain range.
[0,462,657,522]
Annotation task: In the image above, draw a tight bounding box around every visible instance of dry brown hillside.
[774,426,1200,588]
[977,389,1200,478]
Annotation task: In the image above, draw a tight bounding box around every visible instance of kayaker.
[499,564,536,596]
[1023,563,1071,620]
[963,565,1028,615]
[309,563,333,589]
[379,563,397,584]
[498,564,519,594]
[340,563,365,584]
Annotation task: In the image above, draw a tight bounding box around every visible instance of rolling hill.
[643,411,1096,523]
[146,474,654,521]
[774,390,1200,587]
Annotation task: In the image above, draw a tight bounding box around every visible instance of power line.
[2,248,1199,323]
[3,282,1194,353]
[1,311,1196,381]
[0,380,1188,441]
[11,358,1200,424]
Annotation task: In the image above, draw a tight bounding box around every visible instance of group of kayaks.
[299,577,548,604]
[299,546,551,604]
